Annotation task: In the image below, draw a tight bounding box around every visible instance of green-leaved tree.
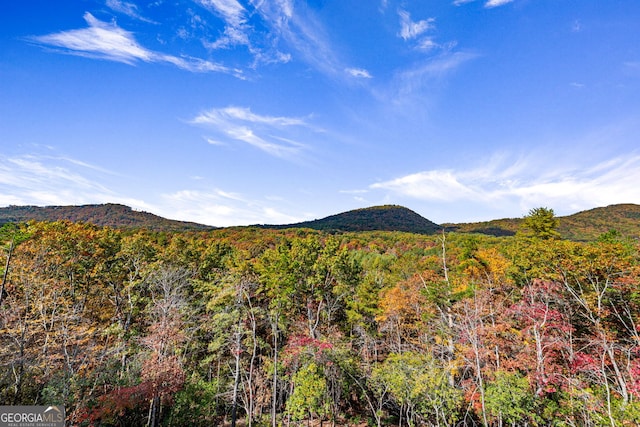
[519,207,560,240]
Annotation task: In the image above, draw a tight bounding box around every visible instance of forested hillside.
[3,203,640,240]
[0,204,214,232]
[266,205,442,234]
[1,212,639,426]
[445,203,640,241]
[558,203,640,241]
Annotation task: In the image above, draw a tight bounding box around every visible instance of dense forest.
[1,207,639,426]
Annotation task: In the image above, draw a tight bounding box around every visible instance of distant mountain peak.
[265,204,441,234]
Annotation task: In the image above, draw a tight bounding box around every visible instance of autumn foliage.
[1,218,639,426]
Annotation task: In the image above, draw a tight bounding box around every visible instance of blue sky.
[1,0,640,226]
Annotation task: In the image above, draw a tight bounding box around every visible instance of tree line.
[1,208,639,426]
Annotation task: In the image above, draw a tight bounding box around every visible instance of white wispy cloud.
[106,0,155,23]
[453,0,514,7]
[383,51,478,105]
[190,106,315,159]
[398,10,435,41]
[199,0,246,26]
[30,12,241,76]
[369,153,640,217]
[186,1,384,82]
[346,68,373,79]
[161,189,305,226]
[0,153,148,209]
[206,137,227,146]
[485,0,514,8]
[371,170,477,201]
[0,152,305,227]
[194,106,308,126]
[198,0,250,48]
[396,9,444,55]
[272,5,339,75]
[417,38,438,51]
[32,13,151,63]
[252,1,363,79]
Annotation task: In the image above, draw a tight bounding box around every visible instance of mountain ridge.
[0,203,214,232]
[1,203,639,240]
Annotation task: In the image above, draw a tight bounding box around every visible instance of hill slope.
[444,218,521,237]
[446,204,640,241]
[558,204,640,241]
[0,204,214,232]
[266,205,442,234]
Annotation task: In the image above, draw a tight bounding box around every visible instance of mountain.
[264,205,442,234]
[558,204,640,241]
[0,204,214,232]
[1,203,638,240]
[0,203,440,234]
[445,203,640,241]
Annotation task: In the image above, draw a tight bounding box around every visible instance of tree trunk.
[231,327,242,427]
[271,311,279,427]
[0,236,15,306]
[147,395,161,427]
